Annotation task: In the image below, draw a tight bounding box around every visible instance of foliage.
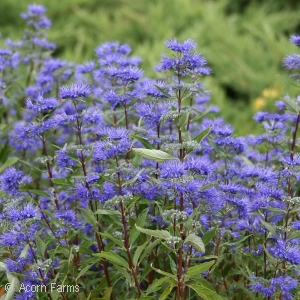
[1,0,300,134]
[1,4,300,300]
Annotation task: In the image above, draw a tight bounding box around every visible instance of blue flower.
[60,83,92,99]
[0,167,31,195]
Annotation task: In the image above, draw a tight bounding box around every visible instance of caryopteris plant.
[1,4,300,300]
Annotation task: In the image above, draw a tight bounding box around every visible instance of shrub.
[0,4,300,300]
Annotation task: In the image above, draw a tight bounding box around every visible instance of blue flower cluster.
[1,4,300,300]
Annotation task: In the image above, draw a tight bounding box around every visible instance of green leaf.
[191,108,211,122]
[5,273,20,300]
[139,239,161,262]
[260,220,278,237]
[50,291,60,300]
[0,143,11,163]
[189,284,223,300]
[76,264,95,280]
[131,134,155,149]
[19,245,29,259]
[202,228,217,245]
[94,209,120,215]
[80,208,97,227]
[159,284,175,300]
[18,158,42,172]
[146,277,171,294]
[129,210,148,245]
[133,241,148,266]
[135,225,171,240]
[22,189,51,198]
[262,207,286,213]
[184,234,205,253]
[0,157,18,174]
[283,97,300,114]
[0,262,6,271]
[102,287,113,300]
[222,234,252,246]
[186,261,216,276]
[169,255,177,275]
[154,84,170,98]
[94,252,129,269]
[132,148,177,163]
[122,168,144,186]
[201,179,218,191]
[186,277,216,292]
[99,232,124,248]
[51,178,73,186]
[150,263,177,280]
[35,236,46,257]
[176,111,189,128]
[192,126,211,143]
[132,153,143,167]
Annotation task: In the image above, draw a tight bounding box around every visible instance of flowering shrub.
[1,4,300,300]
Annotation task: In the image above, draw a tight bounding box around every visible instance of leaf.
[80,208,97,227]
[260,220,278,237]
[139,239,161,262]
[146,277,171,294]
[133,241,148,266]
[51,178,73,186]
[5,273,19,300]
[176,111,189,128]
[192,126,211,143]
[184,234,205,253]
[76,264,95,280]
[202,228,217,245]
[35,236,46,257]
[50,291,60,300]
[20,245,29,259]
[131,153,143,167]
[135,225,171,240]
[18,158,42,172]
[102,287,113,300]
[0,157,18,174]
[159,284,175,300]
[262,207,286,213]
[222,234,252,246]
[94,209,120,216]
[99,232,124,248]
[283,97,300,114]
[154,84,170,98]
[150,263,177,280]
[0,262,6,271]
[129,210,148,244]
[22,189,51,198]
[169,255,177,275]
[191,108,211,122]
[189,284,223,300]
[132,148,177,163]
[201,179,218,191]
[0,143,11,163]
[93,252,129,269]
[122,168,144,186]
[186,261,216,276]
[131,134,155,149]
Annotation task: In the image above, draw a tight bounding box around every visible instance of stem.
[264,212,268,280]
[290,112,300,160]
[75,114,113,297]
[41,133,59,210]
[28,242,53,300]
[116,157,142,297]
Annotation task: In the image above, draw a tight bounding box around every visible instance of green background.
[1,0,300,134]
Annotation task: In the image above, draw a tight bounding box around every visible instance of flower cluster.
[1,5,300,300]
